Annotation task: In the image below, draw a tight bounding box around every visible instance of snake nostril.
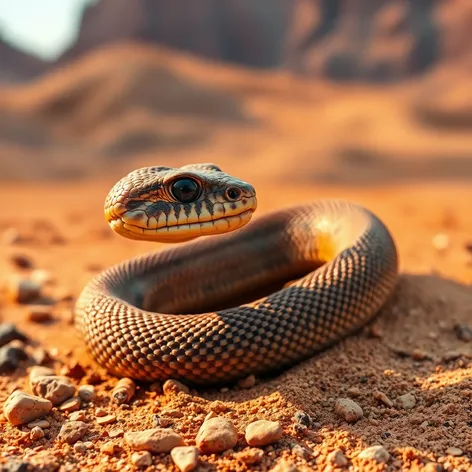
[226,187,241,201]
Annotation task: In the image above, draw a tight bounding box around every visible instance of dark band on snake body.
[74,164,398,384]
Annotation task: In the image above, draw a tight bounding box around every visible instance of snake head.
[104,163,257,242]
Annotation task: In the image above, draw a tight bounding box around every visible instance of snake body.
[75,164,398,384]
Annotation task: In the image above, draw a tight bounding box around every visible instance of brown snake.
[74,164,398,385]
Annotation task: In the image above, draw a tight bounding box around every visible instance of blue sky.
[0,0,96,59]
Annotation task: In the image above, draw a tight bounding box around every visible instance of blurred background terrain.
[0,0,472,184]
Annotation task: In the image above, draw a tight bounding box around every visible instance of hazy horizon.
[0,0,95,60]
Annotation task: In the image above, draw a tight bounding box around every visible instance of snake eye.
[170,178,201,203]
[225,187,241,201]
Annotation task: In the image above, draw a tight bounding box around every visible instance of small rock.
[291,444,307,458]
[346,386,361,397]
[31,375,76,406]
[293,411,312,427]
[245,420,283,447]
[1,459,30,472]
[101,441,121,455]
[29,366,54,383]
[57,421,88,444]
[3,391,52,426]
[163,379,189,396]
[432,233,449,252]
[454,323,472,342]
[30,426,45,441]
[78,384,95,402]
[10,254,34,269]
[96,414,116,425]
[234,447,264,465]
[27,419,50,429]
[124,428,185,453]
[26,306,54,323]
[6,277,41,304]
[171,446,199,472]
[237,375,256,389]
[131,451,152,468]
[95,407,107,417]
[196,417,238,454]
[422,463,444,472]
[334,398,363,423]
[109,428,124,438]
[69,411,86,421]
[111,377,136,404]
[59,396,81,413]
[73,442,87,454]
[411,348,430,360]
[0,345,28,373]
[397,393,416,410]
[445,446,463,456]
[161,409,184,418]
[31,269,54,285]
[359,445,390,463]
[328,449,348,467]
[442,350,461,362]
[0,323,28,347]
[373,390,393,408]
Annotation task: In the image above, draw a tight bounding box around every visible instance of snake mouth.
[109,208,255,242]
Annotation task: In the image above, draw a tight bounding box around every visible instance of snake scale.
[74,164,398,385]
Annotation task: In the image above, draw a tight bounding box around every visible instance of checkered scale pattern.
[74,200,398,384]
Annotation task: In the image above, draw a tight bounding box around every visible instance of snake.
[74,163,398,385]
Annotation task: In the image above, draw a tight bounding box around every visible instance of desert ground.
[1,44,472,472]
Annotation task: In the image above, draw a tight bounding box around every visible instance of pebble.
[111,377,136,404]
[234,447,265,465]
[29,366,54,383]
[26,306,54,323]
[445,447,463,456]
[95,407,107,417]
[293,411,312,427]
[78,385,95,402]
[131,451,152,468]
[57,421,89,444]
[31,375,76,406]
[334,398,363,423]
[245,420,283,447]
[454,323,472,342]
[442,350,461,362]
[170,446,199,472]
[69,411,86,421]
[237,375,256,389]
[101,441,121,455]
[59,396,81,413]
[31,347,52,366]
[196,417,238,454]
[373,391,393,408]
[96,414,116,425]
[359,445,390,463]
[27,419,50,429]
[271,459,299,472]
[73,442,87,454]
[432,233,449,252]
[163,379,190,395]
[3,391,53,426]
[328,449,348,467]
[31,269,54,285]
[0,345,28,373]
[10,254,34,269]
[6,277,41,304]
[109,428,124,438]
[30,426,45,441]
[0,323,28,347]
[397,393,416,409]
[124,428,185,453]
[423,463,443,472]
